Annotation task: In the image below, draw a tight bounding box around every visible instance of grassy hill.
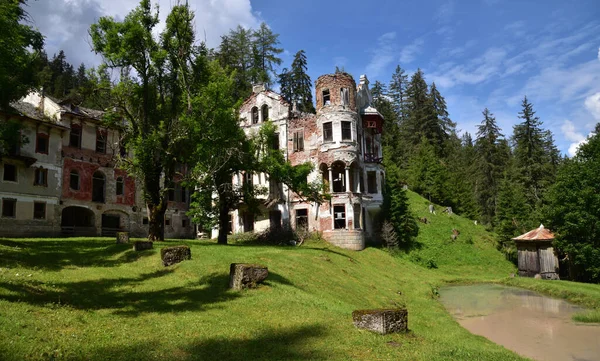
[0,191,598,361]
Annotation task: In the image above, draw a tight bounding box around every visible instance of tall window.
[272,132,280,150]
[116,177,124,196]
[293,129,304,152]
[322,89,330,105]
[251,107,259,124]
[33,202,46,219]
[367,171,377,194]
[353,206,361,229]
[92,171,105,203]
[69,170,80,190]
[3,164,16,182]
[34,168,48,187]
[333,205,346,229]
[96,130,107,153]
[261,104,269,122]
[296,208,308,229]
[340,88,349,106]
[69,124,81,148]
[323,122,333,142]
[36,133,49,154]
[1,198,16,218]
[341,121,352,141]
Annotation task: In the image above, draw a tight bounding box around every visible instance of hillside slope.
[2,192,598,360]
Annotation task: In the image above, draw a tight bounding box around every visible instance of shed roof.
[512,224,555,241]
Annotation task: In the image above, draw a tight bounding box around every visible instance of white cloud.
[598,46,600,61]
[365,32,397,78]
[434,0,455,23]
[399,38,425,64]
[26,0,259,66]
[561,120,589,157]
[429,47,507,88]
[585,92,600,120]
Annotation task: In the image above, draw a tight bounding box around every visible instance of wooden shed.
[512,224,559,280]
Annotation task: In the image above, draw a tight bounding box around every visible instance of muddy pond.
[440,284,600,361]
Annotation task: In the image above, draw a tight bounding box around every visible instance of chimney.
[252,83,265,94]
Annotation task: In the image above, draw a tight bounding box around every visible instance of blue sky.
[28,0,600,155]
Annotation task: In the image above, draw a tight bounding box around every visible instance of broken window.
[96,130,107,153]
[36,133,49,154]
[182,219,189,227]
[165,218,171,226]
[243,212,254,232]
[323,122,333,142]
[334,205,346,229]
[251,107,259,124]
[34,202,46,219]
[322,89,330,105]
[244,172,253,187]
[2,198,16,218]
[331,162,345,192]
[341,121,352,141]
[340,88,349,106]
[34,168,47,187]
[143,217,149,225]
[3,163,16,182]
[296,208,308,229]
[69,124,81,148]
[116,177,124,196]
[69,170,79,190]
[354,206,361,229]
[367,171,377,194]
[168,188,175,202]
[272,132,280,150]
[293,129,304,152]
[261,104,269,122]
[180,186,187,203]
[92,171,105,203]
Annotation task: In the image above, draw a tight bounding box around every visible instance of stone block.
[161,245,191,267]
[352,308,408,335]
[133,241,153,251]
[116,232,130,244]
[229,263,268,290]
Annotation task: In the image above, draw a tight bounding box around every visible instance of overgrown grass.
[0,191,598,360]
[572,309,600,323]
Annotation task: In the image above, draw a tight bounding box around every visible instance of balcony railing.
[364,153,382,163]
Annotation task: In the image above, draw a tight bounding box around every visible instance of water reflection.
[440,284,600,361]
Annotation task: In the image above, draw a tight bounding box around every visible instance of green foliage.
[407,137,449,204]
[545,126,600,282]
[572,309,600,323]
[0,0,44,108]
[278,50,315,113]
[389,65,409,121]
[382,166,419,247]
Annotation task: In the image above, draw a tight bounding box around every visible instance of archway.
[61,206,96,236]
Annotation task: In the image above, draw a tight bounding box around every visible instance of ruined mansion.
[1,72,384,250]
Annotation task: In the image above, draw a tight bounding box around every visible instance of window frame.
[340,88,349,106]
[33,167,48,187]
[2,163,17,182]
[322,89,331,105]
[251,107,259,124]
[95,129,107,154]
[323,122,333,142]
[293,129,304,152]
[1,198,16,218]
[35,133,49,154]
[333,204,346,229]
[341,121,352,141]
[69,124,82,148]
[116,177,124,196]
[261,104,269,122]
[367,171,377,194]
[295,208,308,229]
[33,202,46,220]
[69,170,80,190]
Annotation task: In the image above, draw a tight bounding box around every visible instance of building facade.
[0,92,194,239]
[217,72,384,250]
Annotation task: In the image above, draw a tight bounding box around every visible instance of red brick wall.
[114,169,135,206]
[62,157,99,201]
[315,73,357,112]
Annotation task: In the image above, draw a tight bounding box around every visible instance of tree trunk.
[147,202,166,241]
[217,196,229,245]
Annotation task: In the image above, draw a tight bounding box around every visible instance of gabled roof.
[512,224,555,241]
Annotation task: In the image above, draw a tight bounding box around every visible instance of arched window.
[92,171,105,203]
[116,177,124,196]
[251,107,259,124]
[261,104,269,122]
[69,170,80,190]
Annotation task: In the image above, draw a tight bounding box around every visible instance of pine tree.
[251,22,283,87]
[428,82,455,155]
[278,50,314,113]
[381,164,418,248]
[474,108,508,224]
[389,65,408,122]
[512,96,548,205]
[407,137,450,204]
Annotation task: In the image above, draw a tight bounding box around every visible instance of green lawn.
[1,192,598,360]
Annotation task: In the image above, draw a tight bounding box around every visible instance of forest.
[1,0,598,283]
